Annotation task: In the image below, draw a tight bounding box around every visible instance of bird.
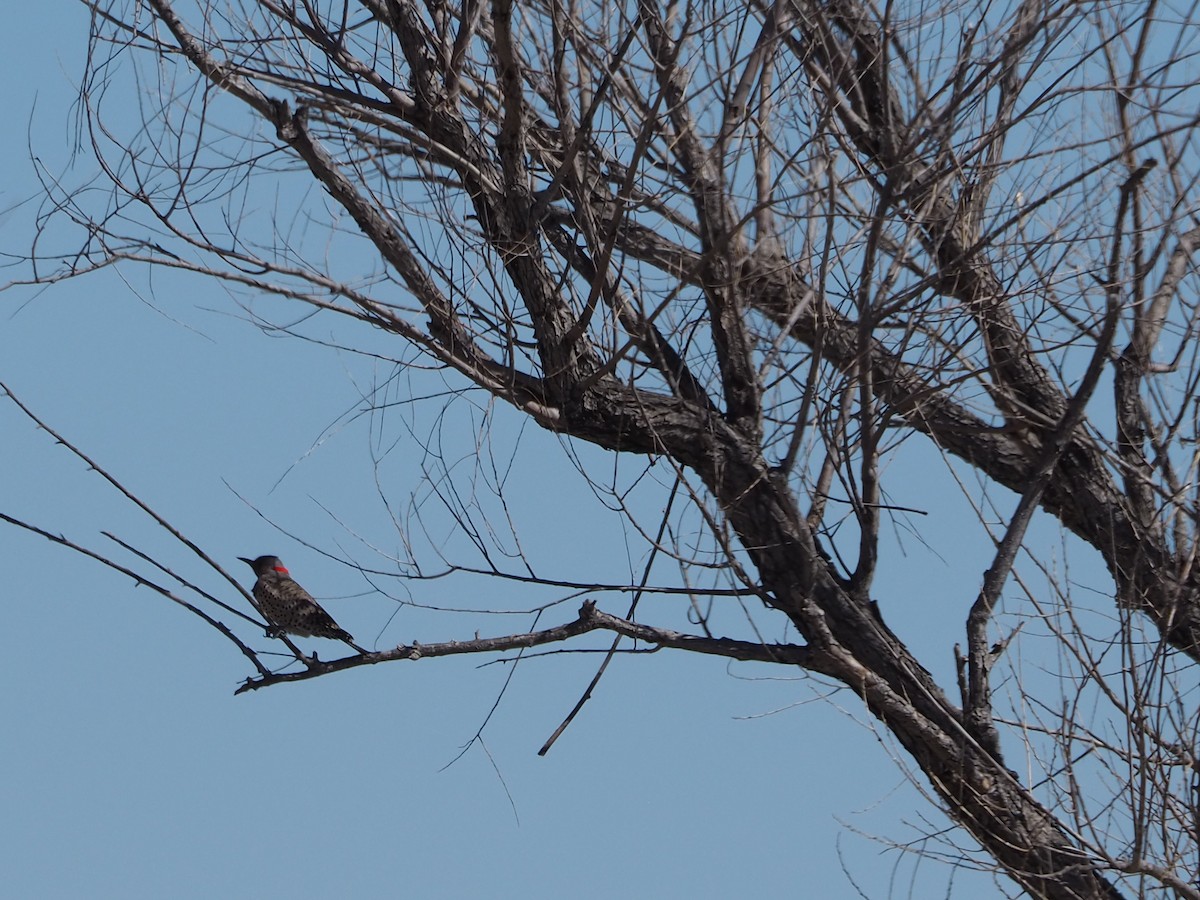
[238,555,358,647]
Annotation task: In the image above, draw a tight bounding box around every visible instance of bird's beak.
[238,557,254,567]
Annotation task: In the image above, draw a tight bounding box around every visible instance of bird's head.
[239,555,288,576]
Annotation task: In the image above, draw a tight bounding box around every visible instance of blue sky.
[0,6,1050,899]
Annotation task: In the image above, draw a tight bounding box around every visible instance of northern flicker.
[239,555,357,645]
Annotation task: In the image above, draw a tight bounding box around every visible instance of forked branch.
[234,600,824,694]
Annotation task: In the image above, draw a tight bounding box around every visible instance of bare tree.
[8,0,1200,896]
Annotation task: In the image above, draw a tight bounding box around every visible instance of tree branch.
[234,600,823,694]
